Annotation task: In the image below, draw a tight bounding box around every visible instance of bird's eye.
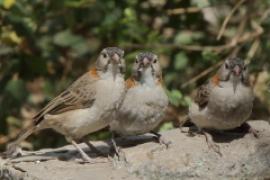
[225,63,229,69]
[135,59,139,63]
[243,66,247,71]
[102,53,108,58]
[153,59,157,63]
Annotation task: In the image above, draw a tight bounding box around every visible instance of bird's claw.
[202,131,222,157]
[157,136,172,149]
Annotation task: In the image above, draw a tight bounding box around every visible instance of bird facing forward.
[6,47,126,163]
[110,52,169,154]
[188,57,255,154]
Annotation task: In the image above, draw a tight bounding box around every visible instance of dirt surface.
[0,120,270,180]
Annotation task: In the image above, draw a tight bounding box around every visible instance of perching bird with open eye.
[188,57,256,154]
[110,52,169,154]
[6,47,126,163]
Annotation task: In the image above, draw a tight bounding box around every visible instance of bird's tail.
[3,125,36,158]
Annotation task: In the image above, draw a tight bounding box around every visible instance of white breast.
[110,84,168,135]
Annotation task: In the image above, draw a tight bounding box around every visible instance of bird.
[5,47,126,163]
[110,52,169,156]
[188,57,255,155]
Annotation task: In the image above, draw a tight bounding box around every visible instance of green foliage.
[159,122,174,132]
[167,89,191,107]
[174,52,188,70]
[0,0,269,149]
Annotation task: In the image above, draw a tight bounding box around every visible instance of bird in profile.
[110,52,169,157]
[188,57,256,155]
[6,47,126,163]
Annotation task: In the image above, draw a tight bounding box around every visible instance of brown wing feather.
[33,69,99,125]
[194,83,210,110]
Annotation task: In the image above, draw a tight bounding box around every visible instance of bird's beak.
[111,53,120,64]
[111,53,120,81]
[143,57,150,66]
[232,65,242,93]
[233,65,241,76]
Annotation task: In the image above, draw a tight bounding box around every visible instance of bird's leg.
[187,126,200,137]
[201,130,222,156]
[82,138,107,157]
[178,115,190,133]
[71,140,93,163]
[150,131,171,148]
[110,132,127,162]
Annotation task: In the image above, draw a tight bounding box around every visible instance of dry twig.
[181,61,223,89]
[167,7,202,15]
[217,0,246,40]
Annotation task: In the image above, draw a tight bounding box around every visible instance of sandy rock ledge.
[0,120,270,180]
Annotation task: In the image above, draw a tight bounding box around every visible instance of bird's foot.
[76,156,108,164]
[157,136,172,149]
[5,143,23,158]
[110,138,127,163]
[249,127,259,138]
[235,122,260,138]
[71,140,107,164]
[113,147,127,163]
[151,132,172,149]
[202,131,222,157]
[182,126,199,137]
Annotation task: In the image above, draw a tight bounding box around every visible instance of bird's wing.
[194,73,221,110]
[194,82,211,110]
[33,68,99,125]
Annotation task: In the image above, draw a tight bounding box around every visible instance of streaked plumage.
[6,47,126,162]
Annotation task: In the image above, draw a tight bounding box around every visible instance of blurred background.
[0,0,270,151]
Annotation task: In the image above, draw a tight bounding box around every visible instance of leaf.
[202,50,219,62]
[1,30,22,44]
[174,52,188,70]
[174,32,193,45]
[192,0,209,8]
[2,0,16,9]
[53,30,84,47]
[164,72,177,85]
[174,31,203,45]
[53,30,89,57]
[5,78,27,102]
[6,116,21,127]
[124,8,136,21]
[167,89,183,106]
[71,40,89,57]
[159,122,174,132]
[181,96,192,107]
[0,45,14,55]
[64,0,95,8]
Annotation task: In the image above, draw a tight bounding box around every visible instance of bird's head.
[218,57,249,92]
[96,47,125,79]
[133,52,162,85]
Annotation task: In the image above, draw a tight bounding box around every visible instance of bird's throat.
[140,68,155,87]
